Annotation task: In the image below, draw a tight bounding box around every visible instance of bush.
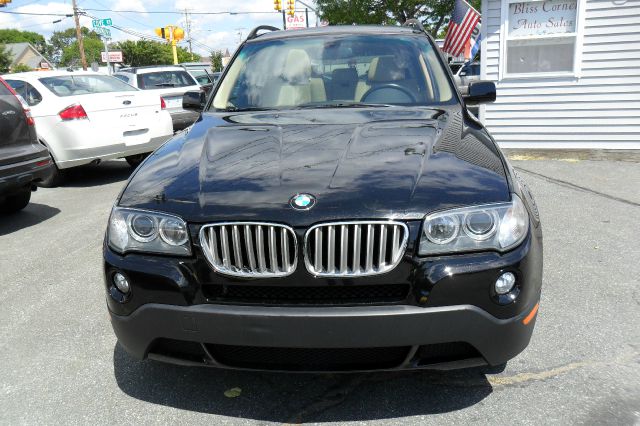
[10,63,32,73]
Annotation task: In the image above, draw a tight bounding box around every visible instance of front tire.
[125,154,149,168]
[0,187,31,214]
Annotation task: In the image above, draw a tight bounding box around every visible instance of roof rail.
[402,19,426,33]
[246,25,280,41]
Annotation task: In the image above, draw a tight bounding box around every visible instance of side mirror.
[183,90,206,112]
[463,81,496,106]
[459,71,467,76]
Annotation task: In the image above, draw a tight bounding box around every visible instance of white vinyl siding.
[481,0,640,149]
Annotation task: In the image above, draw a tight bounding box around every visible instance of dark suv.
[104,25,543,372]
[0,77,53,213]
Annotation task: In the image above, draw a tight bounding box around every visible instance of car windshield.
[212,33,455,111]
[189,70,212,85]
[137,71,197,90]
[39,75,137,97]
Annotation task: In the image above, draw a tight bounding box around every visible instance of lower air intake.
[207,345,411,371]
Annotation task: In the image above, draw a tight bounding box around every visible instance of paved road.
[1,157,639,425]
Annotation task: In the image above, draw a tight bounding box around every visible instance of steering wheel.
[361,84,417,104]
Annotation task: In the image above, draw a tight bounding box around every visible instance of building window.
[504,0,580,75]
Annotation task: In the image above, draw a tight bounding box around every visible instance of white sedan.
[2,70,174,186]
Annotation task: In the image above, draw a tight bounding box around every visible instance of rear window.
[137,71,197,90]
[39,75,137,97]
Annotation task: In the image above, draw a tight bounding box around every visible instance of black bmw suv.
[104,25,543,372]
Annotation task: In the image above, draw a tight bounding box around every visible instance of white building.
[480,0,640,149]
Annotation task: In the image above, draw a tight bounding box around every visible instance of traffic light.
[0,0,13,7]
[286,0,295,16]
[154,26,184,41]
[173,27,185,41]
[274,0,281,11]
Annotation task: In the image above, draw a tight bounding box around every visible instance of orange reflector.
[522,303,539,325]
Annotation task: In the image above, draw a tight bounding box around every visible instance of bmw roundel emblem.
[290,193,316,210]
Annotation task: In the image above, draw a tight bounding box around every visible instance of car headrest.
[282,49,311,84]
[368,56,405,82]
[331,68,358,85]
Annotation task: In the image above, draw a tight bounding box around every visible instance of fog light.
[495,272,516,295]
[113,272,130,294]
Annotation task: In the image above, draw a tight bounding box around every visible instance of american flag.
[442,0,481,57]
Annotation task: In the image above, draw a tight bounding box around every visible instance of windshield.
[39,75,137,97]
[137,71,197,90]
[212,34,454,111]
[189,70,212,85]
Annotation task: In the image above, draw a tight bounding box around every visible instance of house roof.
[4,42,54,69]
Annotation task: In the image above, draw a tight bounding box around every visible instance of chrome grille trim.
[200,222,298,278]
[304,221,409,277]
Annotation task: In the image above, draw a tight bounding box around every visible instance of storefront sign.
[101,51,123,63]
[508,0,577,37]
[286,12,307,30]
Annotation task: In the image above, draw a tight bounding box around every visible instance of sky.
[0,0,320,58]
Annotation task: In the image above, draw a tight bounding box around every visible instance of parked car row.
[0,65,216,211]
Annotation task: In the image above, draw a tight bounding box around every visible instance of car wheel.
[125,154,148,168]
[39,160,65,188]
[0,187,31,214]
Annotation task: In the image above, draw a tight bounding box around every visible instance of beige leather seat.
[275,49,326,106]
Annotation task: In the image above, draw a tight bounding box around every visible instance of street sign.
[92,18,112,27]
[101,51,123,63]
[285,11,306,30]
[94,27,111,38]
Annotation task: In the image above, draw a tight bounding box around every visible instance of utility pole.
[183,9,193,61]
[71,0,87,70]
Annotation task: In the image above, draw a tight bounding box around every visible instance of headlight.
[108,207,191,256]
[419,194,529,255]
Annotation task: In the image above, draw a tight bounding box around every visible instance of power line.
[82,8,279,16]
[0,10,72,16]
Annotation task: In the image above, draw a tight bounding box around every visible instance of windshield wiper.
[223,106,278,112]
[154,83,176,87]
[295,101,392,109]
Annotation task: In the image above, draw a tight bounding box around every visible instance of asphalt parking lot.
[1,155,639,425]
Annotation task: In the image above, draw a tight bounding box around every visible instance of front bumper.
[110,300,539,371]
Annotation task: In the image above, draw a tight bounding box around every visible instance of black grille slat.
[203,283,410,306]
[207,345,411,371]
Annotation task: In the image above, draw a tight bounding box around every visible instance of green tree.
[316,0,481,37]
[0,44,12,73]
[115,40,191,66]
[0,29,48,54]
[61,37,105,67]
[10,63,32,73]
[210,50,223,72]
[50,27,102,65]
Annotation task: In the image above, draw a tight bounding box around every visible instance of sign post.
[92,18,113,74]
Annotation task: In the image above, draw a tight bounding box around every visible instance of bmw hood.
[118,108,511,226]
